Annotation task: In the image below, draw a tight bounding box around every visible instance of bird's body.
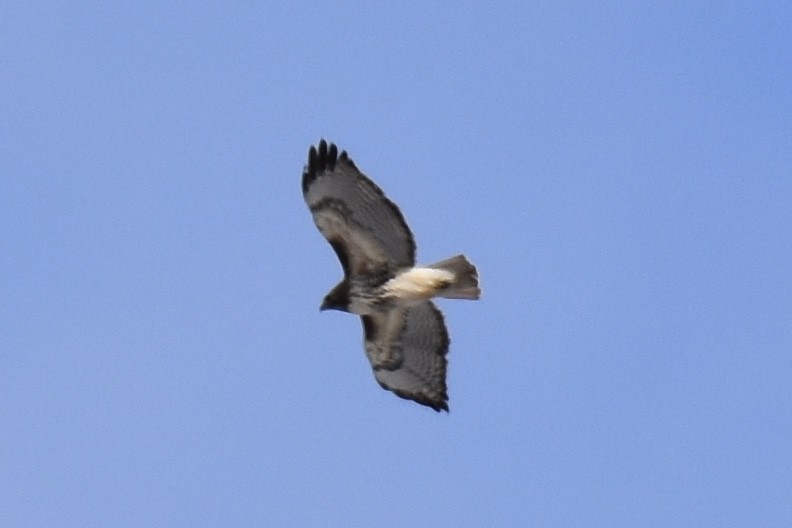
[302,140,480,411]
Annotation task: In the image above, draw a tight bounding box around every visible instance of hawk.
[302,140,481,412]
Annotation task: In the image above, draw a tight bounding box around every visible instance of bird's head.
[320,281,350,312]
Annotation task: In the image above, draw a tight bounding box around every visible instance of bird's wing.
[302,140,416,278]
[362,302,450,412]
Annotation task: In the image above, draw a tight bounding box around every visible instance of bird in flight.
[302,140,480,411]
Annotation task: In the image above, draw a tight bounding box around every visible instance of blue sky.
[2,2,791,526]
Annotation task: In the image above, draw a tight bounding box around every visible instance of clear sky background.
[2,2,791,526]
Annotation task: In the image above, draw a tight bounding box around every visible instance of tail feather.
[427,255,481,300]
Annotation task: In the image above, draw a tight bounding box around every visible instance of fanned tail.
[427,255,481,300]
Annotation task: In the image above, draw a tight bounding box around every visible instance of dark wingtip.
[328,142,337,163]
[422,398,449,413]
[302,139,344,194]
[387,386,449,413]
[338,150,356,169]
[434,398,450,412]
[339,149,357,170]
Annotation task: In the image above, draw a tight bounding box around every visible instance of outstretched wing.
[302,140,416,278]
[362,302,450,412]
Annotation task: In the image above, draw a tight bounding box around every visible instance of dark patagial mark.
[328,239,351,278]
[361,315,376,341]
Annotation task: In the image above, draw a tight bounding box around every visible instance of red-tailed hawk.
[302,140,481,412]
